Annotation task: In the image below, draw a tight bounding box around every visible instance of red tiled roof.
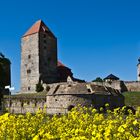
[57,61,66,67]
[23,20,55,38]
[57,61,71,71]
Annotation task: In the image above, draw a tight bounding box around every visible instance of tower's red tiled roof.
[23,20,55,38]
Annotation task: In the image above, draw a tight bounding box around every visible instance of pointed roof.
[104,74,119,80]
[23,20,56,38]
[57,61,71,70]
[57,61,66,67]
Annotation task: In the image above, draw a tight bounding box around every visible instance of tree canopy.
[0,53,10,89]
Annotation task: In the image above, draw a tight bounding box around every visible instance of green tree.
[36,83,44,92]
[0,52,11,90]
[92,77,103,82]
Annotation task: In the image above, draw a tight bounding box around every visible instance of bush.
[36,83,44,92]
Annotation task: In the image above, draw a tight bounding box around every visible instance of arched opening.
[68,105,75,111]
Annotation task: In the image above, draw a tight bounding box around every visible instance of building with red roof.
[57,61,73,82]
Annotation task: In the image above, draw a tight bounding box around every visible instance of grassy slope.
[123,92,140,107]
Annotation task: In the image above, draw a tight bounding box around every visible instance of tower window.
[27,69,31,74]
[28,55,31,59]
[21,102,24,107]
[44,40,46,43]
[43,34,46,38]
[28,87,30,91]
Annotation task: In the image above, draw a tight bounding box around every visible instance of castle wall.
[39,32,57,83]
[92,81,129,93]
[46,94,93,114]
[3,98,47,114]
[92,81,122,92]
[2,92,124,114]
[46,94,124,114]
[21,34,40,93]
[124,81,140,92]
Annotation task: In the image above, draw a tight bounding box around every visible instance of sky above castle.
[0,0,140,92]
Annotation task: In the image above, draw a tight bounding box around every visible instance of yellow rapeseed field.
[0,106,140,140]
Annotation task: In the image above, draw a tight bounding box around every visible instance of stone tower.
[21,20,57,93]
[137,58,140,81]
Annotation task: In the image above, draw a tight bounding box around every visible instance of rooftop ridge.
[22,20,56,38]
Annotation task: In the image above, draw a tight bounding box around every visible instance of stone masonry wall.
[4,98,47,114]
[46,94,93,114]
[124,81,140,92]
[21,34,40,93]
[39,32,57,83]
[21,31,58,93]
[46,94,124,114]
[2,93,124,114]
[92,81,122,91]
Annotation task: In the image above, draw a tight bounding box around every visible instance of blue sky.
[0,0,140,92]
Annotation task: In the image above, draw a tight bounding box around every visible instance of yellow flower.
[33,135,40,140]
[118,126,125,133]
[133,120,138,125]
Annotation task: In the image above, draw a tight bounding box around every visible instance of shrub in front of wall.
[36,83,44,92]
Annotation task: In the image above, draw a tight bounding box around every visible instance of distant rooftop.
[104,74,119,80]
